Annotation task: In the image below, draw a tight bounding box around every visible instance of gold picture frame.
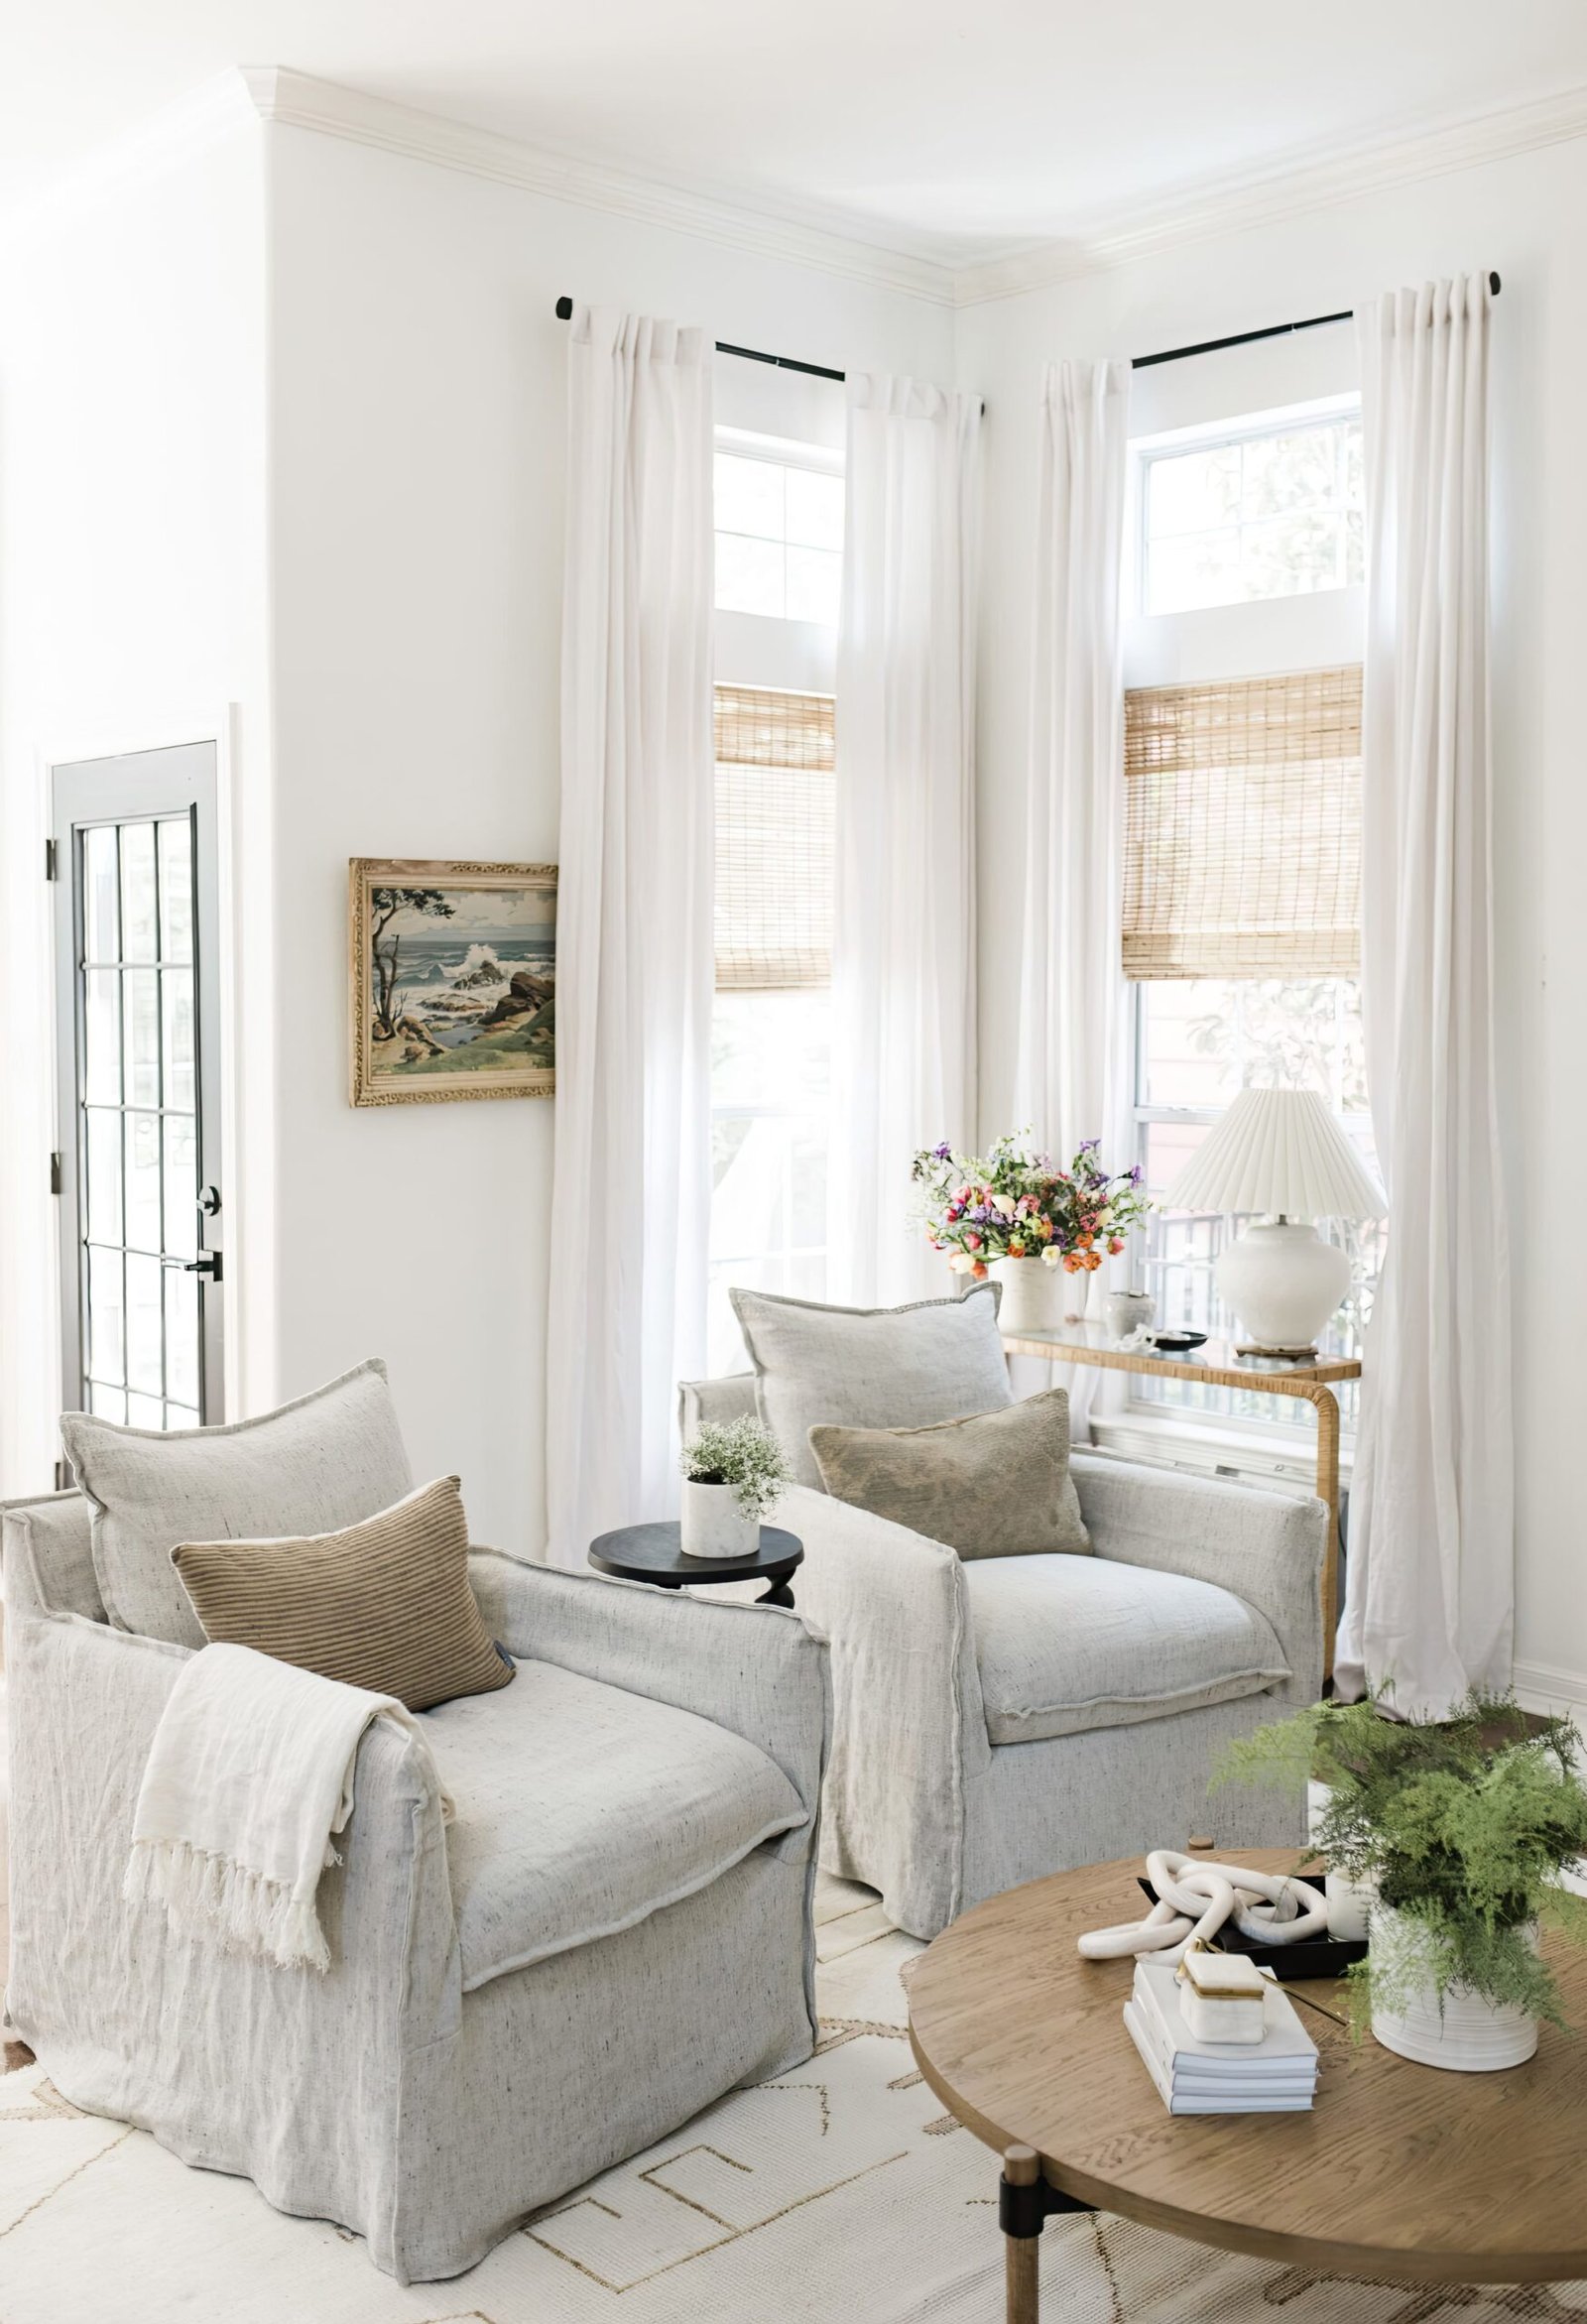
[348,858,557,1107]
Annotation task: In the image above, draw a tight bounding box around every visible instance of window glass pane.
[158,817,192,963]
[1143,413,1363,616]
[123,968,161,1109]
[87,1246,125,1386]
[126,1392,166,1429]
[785,546,842,626]
[124,1111,164,1253]
[90,1384,127,1422]
[84,1106,124,1245]
[714,453,785,540]
[715,533,786,619]
[166,1404,201,1430]
[83,969,121,1104]
[82,826,119,962]
[1241,426,1341,518]
[118,822,159,962]
[785,468,844,551]
[1145,529,1244,615]
[162,970,195,1114]
[163,1114,198,1260]
[125,1252,164,1397]
[708,990,831,1373]
[1148,444,1241,538]
[165,1268,199,1408]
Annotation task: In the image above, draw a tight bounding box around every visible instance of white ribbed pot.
[679,1481,759,1560]
[1369,1905,1539,2071]
[989,1256,1066,1335]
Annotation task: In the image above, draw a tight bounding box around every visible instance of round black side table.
[588,1522,803,1608]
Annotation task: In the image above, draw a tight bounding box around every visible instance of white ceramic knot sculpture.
[1077,1850,1329,1964]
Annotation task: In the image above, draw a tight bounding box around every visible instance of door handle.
[162,1253,223,1283]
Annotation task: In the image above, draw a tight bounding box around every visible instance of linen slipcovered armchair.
[683,1372,1323,1942]
[2,1487,830,2282]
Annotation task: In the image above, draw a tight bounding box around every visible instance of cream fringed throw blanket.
[125,1642,452,1973]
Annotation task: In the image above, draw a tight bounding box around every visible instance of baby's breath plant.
[1215,1691,1587,2031]
[679,1417,791,1524]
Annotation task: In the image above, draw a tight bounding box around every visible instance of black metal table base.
[999,2169,1093,2238]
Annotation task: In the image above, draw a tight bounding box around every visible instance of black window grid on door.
[54,746,224,1431]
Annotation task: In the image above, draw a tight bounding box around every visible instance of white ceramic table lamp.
[1165,1087,1387,1356]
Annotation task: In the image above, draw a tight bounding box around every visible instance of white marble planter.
[679,1480,760,1560]
[1370,1905,1539,2071]
[989,1256,1066,1335]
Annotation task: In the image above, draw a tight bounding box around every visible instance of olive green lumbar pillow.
[171,1475,514,1712]
[807,1389,1090,1560]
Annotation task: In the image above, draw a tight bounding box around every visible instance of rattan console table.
[1002,1322,1358,1679]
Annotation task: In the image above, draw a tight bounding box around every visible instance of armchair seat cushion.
[425,1660,808,1991]
[964,1554,1291,1747]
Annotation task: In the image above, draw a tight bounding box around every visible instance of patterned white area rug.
[2,1874,1584,2323]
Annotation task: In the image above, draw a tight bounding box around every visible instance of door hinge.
[50,1152,62,1195]
[45,837,60,881]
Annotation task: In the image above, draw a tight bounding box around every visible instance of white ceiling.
[8,0,1587,262]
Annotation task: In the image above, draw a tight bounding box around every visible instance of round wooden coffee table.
[908,1851,1587,2323]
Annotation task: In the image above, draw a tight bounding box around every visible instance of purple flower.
[1129,1164,1144,1184]
[932,1141,953,1161]
[1078,1138,1101,1154]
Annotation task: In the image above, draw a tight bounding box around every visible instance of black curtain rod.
[1133,272,1501,371]
[553,296,844,382]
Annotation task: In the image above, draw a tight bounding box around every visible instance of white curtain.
[1012,361,1131,1410]
[1014,360,1131,1170]
[1336,274,1513,1712]
[545,306,715,1567]
[828,374,982,1307]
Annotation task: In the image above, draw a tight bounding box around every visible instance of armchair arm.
[467,1551,829,1827]
[1070,1453,1324,1705]
[5,1598,459,2222]
[776,1483,986,1940]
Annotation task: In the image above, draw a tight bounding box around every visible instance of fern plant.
[1214,1691,1587,2031]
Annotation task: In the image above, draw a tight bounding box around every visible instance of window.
[714,431,844,625]
[1124,394,1374,1434]
[1139,407,1362,616]
[709,430,844,1371]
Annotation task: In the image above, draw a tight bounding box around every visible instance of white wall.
[263,123,953,1558]
[0,116,271,1494]
[958,138,1584,1704]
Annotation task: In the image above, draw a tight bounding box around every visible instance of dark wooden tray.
[1136,1873,1367,1981]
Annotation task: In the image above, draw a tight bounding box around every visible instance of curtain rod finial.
[554,296,573,320]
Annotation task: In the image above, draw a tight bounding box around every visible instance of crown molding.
[241,66,956,308]
[0,70,260,252]
[953,79,1587,306]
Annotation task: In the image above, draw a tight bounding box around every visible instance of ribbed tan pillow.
[807,1389,1090,1560]
[171,1475,513,1711]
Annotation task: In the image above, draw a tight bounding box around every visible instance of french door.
[52,745,224,1430]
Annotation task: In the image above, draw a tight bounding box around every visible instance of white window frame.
[1118,391,1371,1450]
[1129,392,1363,623]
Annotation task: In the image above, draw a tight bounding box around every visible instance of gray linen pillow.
[60,1358,413,1648]
[730,1282,1012,1489]
[172,1475,513,1713]
[807,1389,1090,1560]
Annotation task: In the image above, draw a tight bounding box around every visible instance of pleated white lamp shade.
[1167,1087,1386,1220]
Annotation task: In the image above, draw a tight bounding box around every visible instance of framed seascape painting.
[348,859,557,1106]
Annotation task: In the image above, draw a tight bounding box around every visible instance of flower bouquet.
[912,1134,1152,1328]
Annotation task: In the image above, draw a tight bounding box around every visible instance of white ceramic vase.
[1369,1905,1539,2071]
[989,1256,1066,1335]
[679,1480,759,1560]
[1104,1288,1156,1339]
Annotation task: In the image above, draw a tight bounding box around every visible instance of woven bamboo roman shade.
[1122,665,1363,980]
[714,683,835,990]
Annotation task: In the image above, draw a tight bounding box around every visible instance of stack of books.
[1124,1960,1318,2113]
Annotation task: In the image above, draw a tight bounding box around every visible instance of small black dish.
[1134,1873,1367,1981]
[1149,1329,1208,1353]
